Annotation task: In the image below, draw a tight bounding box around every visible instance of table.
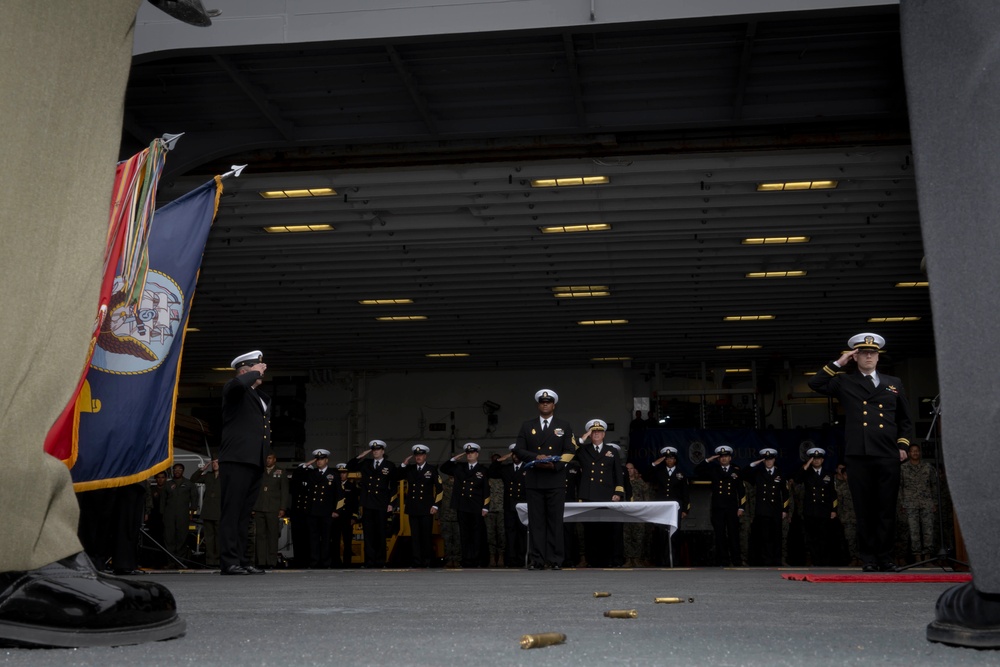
[515,501,680,565]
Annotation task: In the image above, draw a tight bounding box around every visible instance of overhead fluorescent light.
[553,285,611,298]
[756,180,838,191]
[263,224,335,233]
[375,316,427,322]
[745,270,807,278]
[578,319,628,326]
[211,367,233,372]
[803,371,817,376]
[259,187,337,199]
[591,356,632,361]
[531,176,610,188]
[867,316,921,323]
[716,344,762,350]
[723,315,775,321]
[359,299,414,305]
[741,236,810,245]
[723,368,752,373]
[540,223,612,234]
[426,353,469,358]
[184,327,200,332]
[895,281,929,288]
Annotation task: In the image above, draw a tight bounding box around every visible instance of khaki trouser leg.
[0,0,141,572]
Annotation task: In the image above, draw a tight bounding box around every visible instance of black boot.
[927,581,1000,649]
[0,552,185,648]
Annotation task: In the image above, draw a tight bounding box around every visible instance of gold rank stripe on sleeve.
[614,486,624,494]
[336,498,345,510]
[483,496,490,508]
[560,453,576,463]
[832,498,839,509]
[822,364,838,376]
[783,497,790,509]
[898,437,910,446]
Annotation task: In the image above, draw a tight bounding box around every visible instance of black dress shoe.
[220,565,249,576]
[878,562,900,573]
[550,564,562,571]
[243,566,266,575]
[527,563,542,571]
[0,552,184,648]
[862,563,879,573]
[928,581,1000,648]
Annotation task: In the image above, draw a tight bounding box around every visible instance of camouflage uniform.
[835,475,858,564]
[624,476,652,565]
[439,475,461,567]
[900,458,937,557]
[485,476,505,566]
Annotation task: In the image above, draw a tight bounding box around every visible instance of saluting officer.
[514,389,578,571]
[740,448,789,566]
[794,447,839,566]
[302,450,343,568]
[648,446,690,566]
[441,443,491,568]
[347,440,397,568]
[395,444,443,568]
[808,332,913,572]
[219,350,271,576]
[696,445,746,567]
[577,419,625,568]
[489,444,529,568]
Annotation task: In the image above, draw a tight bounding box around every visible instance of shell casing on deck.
[520,632,567,649]
[654,597,695,604]
[593,592,611,598]
[603,609,638,618]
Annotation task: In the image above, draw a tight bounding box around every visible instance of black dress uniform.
[647,461,690,566]
[740,465,789,566]
[809,359,913,568]
[288,465,313,568]
[513,415,578,569]
[794,465,839,566]
[395,463,443,567]
[695,459,747,566]
[219,362,272,572]
[488,459,529,567]
[304,466,344,568]
[346,457,397,568]
[577,443,625,567]
[440,459,491,568]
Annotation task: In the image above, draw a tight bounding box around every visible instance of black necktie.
[769,469,774,476]
[866,374,876,388]
[595,445,600,453]
[542,419,549,431]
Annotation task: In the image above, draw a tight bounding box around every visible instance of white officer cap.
[463,442,481,453]
[534,388,559,404]
[848,332,885,352]
[585,419,608,431]
[230,350,263,369]
[312,448,330,457]
[660,446,678,456]
[607,443,621,451]
[759,448,778,458]
[368,439,387,449]
[412,444,430,454]
[334,463,347,471]
[508,443,517,451]
[715,445,734,455]
[807,447,826,457]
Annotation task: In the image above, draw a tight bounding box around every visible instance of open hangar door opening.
[125,5,935,458]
